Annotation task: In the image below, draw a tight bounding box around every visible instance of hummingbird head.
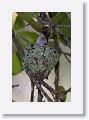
[41,27,50,41]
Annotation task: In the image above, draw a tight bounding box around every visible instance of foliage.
[58,86,67,102]
[12,52,23,75]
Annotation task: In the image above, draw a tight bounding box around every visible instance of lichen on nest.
[22,44,59,81]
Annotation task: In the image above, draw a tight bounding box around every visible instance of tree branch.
[56,25,71,28]
[30,81,35,102]
[42,81,71,102]
[32,79,53,102]
[65,87,71,94]
[64,54,71,63]
[62,51,71,57]
[54,61,60,101]
[42,81,56,99]
[37,82,43,102]
[42,81,57,94]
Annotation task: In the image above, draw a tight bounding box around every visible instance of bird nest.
[22,44,59,81]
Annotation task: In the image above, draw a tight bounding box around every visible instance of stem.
[30,81,35,102]
[65,87,71,94]
[54,61,60,101]
[64,54,71,63]
[12,84,19,88]
[37,83,43,102]
[42,81,56,99]
[42,81,57,95]
[56,25,71,28]
[33,80,53,102]
[29,77,53,102]
[62,52,71,57]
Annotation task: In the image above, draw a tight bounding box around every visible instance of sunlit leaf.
[13,16,25,31]
[17,12,41,32]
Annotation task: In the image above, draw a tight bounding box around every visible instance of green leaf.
[58,86,67,102]
[13,16,25,31]
[12,52,22,75]
[53,12,71,38]
[53,12,70,25]
[17,31,39,44]
[58,86,65,91]
[17,12,41,32]
[57,33,66,45]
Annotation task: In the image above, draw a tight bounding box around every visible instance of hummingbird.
[13,27,59,81]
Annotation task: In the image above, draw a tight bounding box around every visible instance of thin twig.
[65,87,71,94]
[62,51,71,57]
[42,81,71,101]
[42,81,56,99]
[37,82,43,102]
[30,81,35,102]
[42,81,57,94]
[56,25,71,28]
[32,79,53,102]
[64,54,71,63]
[12,84,19,88]
[54,61,60,101]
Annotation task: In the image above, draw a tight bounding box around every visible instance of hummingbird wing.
[36,33,47,46]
